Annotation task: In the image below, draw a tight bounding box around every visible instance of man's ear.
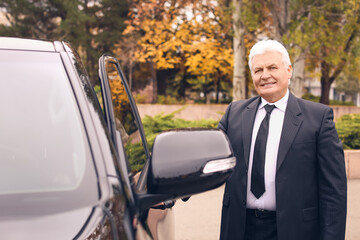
[287,65,293,78]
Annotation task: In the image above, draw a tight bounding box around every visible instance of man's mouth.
[261,82,276,87]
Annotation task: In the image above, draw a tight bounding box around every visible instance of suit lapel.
[242,97,260,168]
[277,92,303,171]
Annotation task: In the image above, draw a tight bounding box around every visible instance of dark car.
[0,37,235,239]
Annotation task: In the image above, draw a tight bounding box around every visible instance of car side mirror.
[148,129,235,198]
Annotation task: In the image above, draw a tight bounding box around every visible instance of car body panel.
[0,37,55,51]
[0,206,94,240]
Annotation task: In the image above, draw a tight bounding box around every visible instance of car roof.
[0,37,56,52]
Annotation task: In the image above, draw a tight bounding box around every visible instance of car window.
[103,57,148,175]
[0,50,97,206]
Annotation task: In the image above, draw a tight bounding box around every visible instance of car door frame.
[98,54,152,194]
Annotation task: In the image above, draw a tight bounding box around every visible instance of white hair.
[248,39,292,70]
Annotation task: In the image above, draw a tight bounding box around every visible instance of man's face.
[251,51,293,103]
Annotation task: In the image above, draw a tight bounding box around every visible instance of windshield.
[0,50,97,213]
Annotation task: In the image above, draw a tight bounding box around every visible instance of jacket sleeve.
[218,102,232,133]
[317,107,347,240]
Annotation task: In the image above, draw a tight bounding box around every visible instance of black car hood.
[0,205,94,239]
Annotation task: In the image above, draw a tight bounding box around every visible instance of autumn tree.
[124,0,233,103]
[185,5,233,103]
[122,0,180,102]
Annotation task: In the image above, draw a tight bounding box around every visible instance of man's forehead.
[252,51,283,67]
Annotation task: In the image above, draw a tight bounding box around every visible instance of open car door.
[98,54,236,240]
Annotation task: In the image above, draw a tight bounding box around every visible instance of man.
[219,39,347,240]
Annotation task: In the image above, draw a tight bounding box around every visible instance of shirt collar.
[259,90,289,112]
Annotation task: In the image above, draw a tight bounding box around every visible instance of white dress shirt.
[246,90,289,210]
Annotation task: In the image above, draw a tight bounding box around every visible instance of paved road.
[173,179,360,240]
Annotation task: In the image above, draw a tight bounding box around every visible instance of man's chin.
[258,91,281,103]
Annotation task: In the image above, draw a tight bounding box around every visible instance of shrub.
[126,108,220,171]
[142,108,219,150]
[134,94,147,104]
[156,95,184,104]
[302,93,355,106]
[335,114,360,149]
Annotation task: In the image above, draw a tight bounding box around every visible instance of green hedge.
[336,114,360,149]
[142,107,219,151]
[127,107,220,172]
[302,93,355,106]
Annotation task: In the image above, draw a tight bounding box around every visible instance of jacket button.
[242,200,246,206]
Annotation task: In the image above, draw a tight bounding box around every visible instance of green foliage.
[336,75,360,97]
[126,140,147,173]
[0,0,130,84]
[134,94,147,104]
[330,100,355,106]
[125,108,219,172]
[194,97,233,104]
[143,109,219,151]
[336,114,360,149]
[302,93,321,102]
[156,95,184,104]
[302,93,355,106]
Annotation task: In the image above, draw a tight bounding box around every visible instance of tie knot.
[264,104,276,114]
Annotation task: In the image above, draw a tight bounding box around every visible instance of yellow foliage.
[123,0,233,84]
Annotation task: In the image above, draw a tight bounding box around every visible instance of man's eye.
[255,69,262,73]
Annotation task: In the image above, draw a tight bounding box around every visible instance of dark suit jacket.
[219,92,347,240]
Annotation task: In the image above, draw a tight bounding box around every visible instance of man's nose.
[261,69,271,79]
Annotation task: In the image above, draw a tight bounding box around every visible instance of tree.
[123,0,179,102]
[0,0,63,39]
[235,0,360,105]
[304,0,360,104]
[231,0,247,101]
[266,0,307,98]
[225,0,276,99]
[335,49,360,103]
[124,0,233,103]
[0,0,130,84]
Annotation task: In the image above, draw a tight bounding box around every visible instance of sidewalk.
[173,180,360,240]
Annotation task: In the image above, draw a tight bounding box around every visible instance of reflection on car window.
[0,50,97,198]
[104,59,147,174]
[63,41,105,115]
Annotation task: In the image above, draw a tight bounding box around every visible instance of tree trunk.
[232,0,246,101]
[128,58,133,90]
[216,70,221,103]
[290,53,305,98]
[271,0,291,41]
[320,61,332,105]
[205,93,211,104]
[320,76,331,105]
[179,72,187,100]
[156,69,169,96]
[149,60,157,103]
[269,0,306,98]
[216,78,221,104]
